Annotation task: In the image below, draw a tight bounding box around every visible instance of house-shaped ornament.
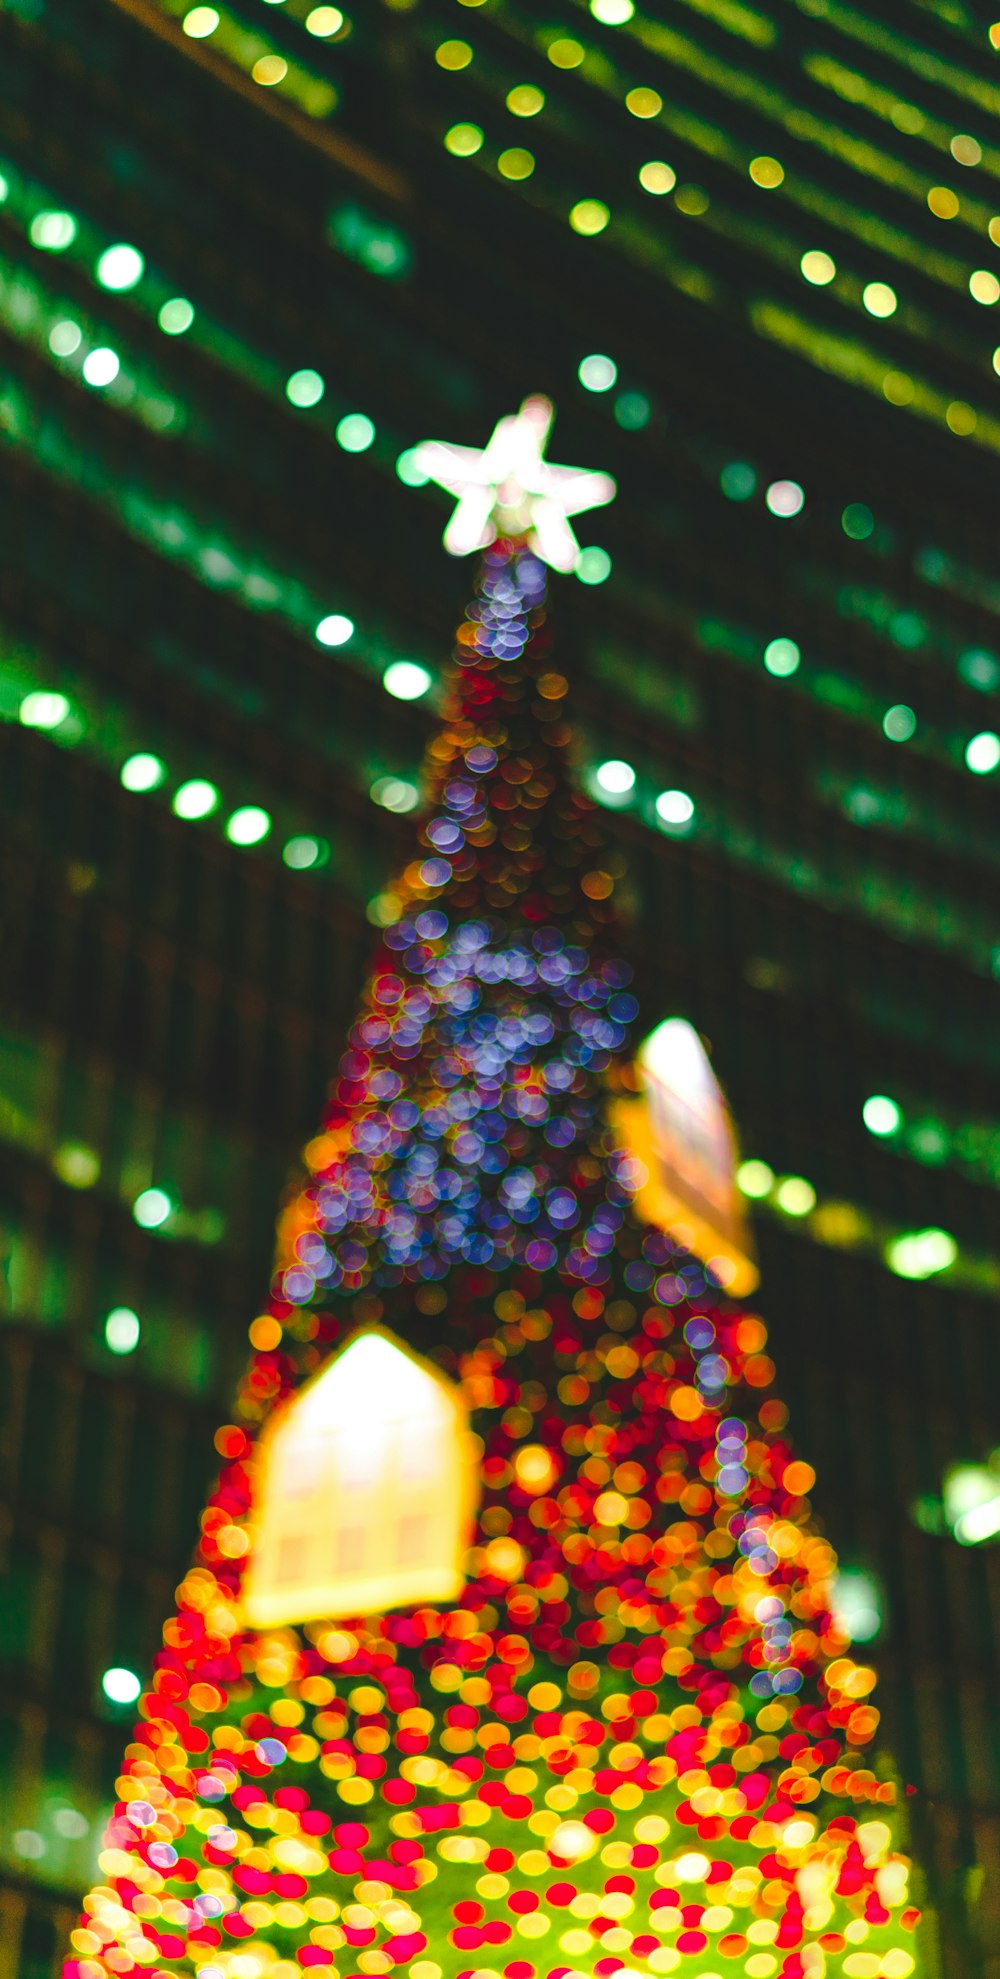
[241,1327,481,1630]
[610,1017,759,1297]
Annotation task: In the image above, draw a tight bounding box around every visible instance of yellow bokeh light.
[507,84,544,116]
[445,123,483,157]
[927,185,958,218]
[548,36,584,66]
[435,39,472,68]
[639,161,676,195]
[863,281,897,318]
[182,5,218,34]
[801,249,835,285]
[304,3,342,31]
[951,133,981,166]
[498,148,534,180]
[970,268,1000,304]
[947,399,976,434]
[749,155,784,188]
[550,1820,597,1861]
[514,1443,558,1493]
[252,54,288,85]
[569,199,610,235]
[626,87,662,118]
[882,370,914,405]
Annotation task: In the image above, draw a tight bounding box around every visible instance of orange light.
[670,1384,703,1421]
[249,1315,283,1350]
[513,1443,558,1493]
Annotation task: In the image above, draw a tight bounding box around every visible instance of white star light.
[413,394,616,573]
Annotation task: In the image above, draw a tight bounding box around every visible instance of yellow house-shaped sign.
[610,1017,758,1297]
[241,1327,481,1630]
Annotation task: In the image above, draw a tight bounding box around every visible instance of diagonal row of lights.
[15,652,431,862]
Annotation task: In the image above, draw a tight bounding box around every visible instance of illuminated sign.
[241,1328,480,1628]
[610,1017,758,1295]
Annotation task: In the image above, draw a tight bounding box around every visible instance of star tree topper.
[413,393,616,573]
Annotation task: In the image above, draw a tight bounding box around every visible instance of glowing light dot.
[863,281,897,318]
[102,1667,141,1705]
[832,1567,882,1642]
[436,39,472,68]
[966,730,1000,773]
[947,399,976,435]
[96,243,144,291]
[551,1821,597,1861]
[105,1307,141,1354]
[253,54,288,84]
[121,752,166,792]
[514,1444,558,1493]
[883,703,915,741]
[863,1095,902,1136]
[371,776,419,813]
[569,199,610,236]
[885,1226,956,1279]
[842,502,873,539]
[774,1175,816,1215]
[183,4,219,32]
[283,835,323,869]
[927,184,959,218]
[19,690,70,730]
[951,133,982,166]
[159,297,195,334]
[721,460,756,500]
[548,36,584,66]
[615,389,650,429]
[780,1821,815,1852]
[49,320,82,356]
[737,1158,774,1198]
[674,1851,710,1883]
[639,160,676,194]
[226,805,271,846]
[396,447,431,485]
[626,87,661,117]
[498,148,534,180]
[507,84,544,115]
[337,412,376,451]
[445,124,483,157]
[749,155,784,188]
[579,352,617,392]
[286,368,325,408]
[575,545,611,583]
[384,660,432,700]
[765,479,804,517]
[30,210,77,250]
[763,637,800,677]
[306,4,344,30]
[883,370,914,405]
[595,758,635,796]
[133,1187,173,1229]
[316,613,354,646]
[655,787,694,829]
[970,269,1000,304]
[173,778,219,819]
[801,248,836,284]
[591,0,633,17]
[82,347,120,388]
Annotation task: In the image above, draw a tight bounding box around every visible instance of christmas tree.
[65,400,924,1979]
